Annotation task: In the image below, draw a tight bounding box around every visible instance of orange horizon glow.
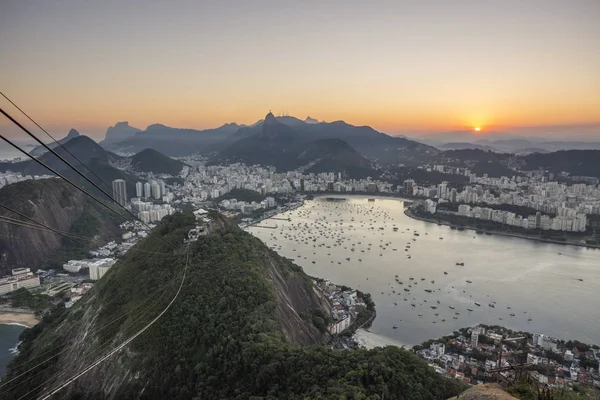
[0,2,599,140]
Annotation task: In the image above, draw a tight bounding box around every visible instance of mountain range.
[212,112,382,178]
[100,113,438,165]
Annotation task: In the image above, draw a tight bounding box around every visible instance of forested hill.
[129,148,185,175]
[2,212,466,399]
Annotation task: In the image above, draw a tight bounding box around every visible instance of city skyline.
[1,0,599,140]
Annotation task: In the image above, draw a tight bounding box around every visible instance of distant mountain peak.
[66,128,80,139]
[29,128,82,156]
[147,123,169,130]
[102,121,141,145]
[261,112,296,140]
[304,116,319,124]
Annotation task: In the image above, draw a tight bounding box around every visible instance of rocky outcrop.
[268,256,327,346]
[101,122,140,145]
[0,179,120,275]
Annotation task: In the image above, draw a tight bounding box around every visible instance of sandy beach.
[353,329,407,350]
[0,312,39,328]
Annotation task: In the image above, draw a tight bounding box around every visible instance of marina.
[248,195,600,346]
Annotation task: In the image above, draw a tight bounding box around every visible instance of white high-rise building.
[152,183,161,199]
[135,182,143,198]
[144,182,151,198]
[112,179,127,206]
[437,182,448,199]
[159,180,166,195]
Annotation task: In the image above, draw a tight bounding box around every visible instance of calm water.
[248,196,600,347]
[0,324,25,377]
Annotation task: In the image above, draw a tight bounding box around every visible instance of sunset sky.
[1,0,599,141]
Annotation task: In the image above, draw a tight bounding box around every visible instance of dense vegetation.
[1,288,54,315]
[216,188,266,203]
[3,212,466,400]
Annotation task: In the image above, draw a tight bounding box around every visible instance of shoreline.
[404,208,600,250]
[0,312,40,328]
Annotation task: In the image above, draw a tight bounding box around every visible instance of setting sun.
[474,127,481,132]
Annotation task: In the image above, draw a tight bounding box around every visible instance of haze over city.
[1,0,599,140]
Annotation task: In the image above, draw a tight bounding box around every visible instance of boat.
[489,303,495,308]
[418,313,423,317]
[466,280,472,283]
[456,262,464,266]
[443,271,448,275]
[430,305,437,310]
[467,308,473,312]
[414,233,420,236]
[393,325,398,329]
[449,306,455,309]
[475,302,481,306]
[424,289,432,293]
[439,237,443,240]
[509,313,515,317]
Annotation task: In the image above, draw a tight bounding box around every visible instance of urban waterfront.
[248,195,600,347]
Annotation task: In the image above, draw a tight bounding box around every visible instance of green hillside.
[2,212,466,399]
